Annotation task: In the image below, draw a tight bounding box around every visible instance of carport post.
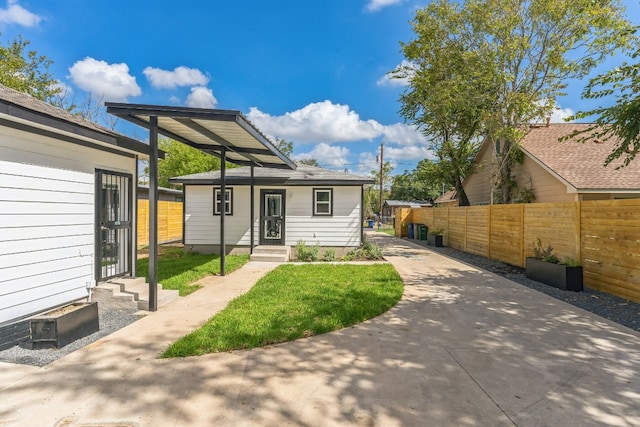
[220,148,226,276]
[250,163,255,253]
[148,116,159,311]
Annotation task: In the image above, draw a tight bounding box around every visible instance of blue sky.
[0,0,639,177]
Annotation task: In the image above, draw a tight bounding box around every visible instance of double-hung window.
[313,188,333,216]
[213,187,233,215]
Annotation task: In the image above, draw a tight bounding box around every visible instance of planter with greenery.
[525,239,582,292]
[427,228,444,247]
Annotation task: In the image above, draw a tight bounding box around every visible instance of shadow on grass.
[137,247,249,296]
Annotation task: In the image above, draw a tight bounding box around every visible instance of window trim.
[312,188,333,216]
[213,187,233,215]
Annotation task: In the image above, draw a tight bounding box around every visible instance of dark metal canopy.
[106,102,296,313]
[105,103,297,170]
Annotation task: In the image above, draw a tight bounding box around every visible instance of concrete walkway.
[1,234,639,426]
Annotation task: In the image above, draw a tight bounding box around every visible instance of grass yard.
[377,225,395,236]
[137,246,249,296]
[163,263,403,357]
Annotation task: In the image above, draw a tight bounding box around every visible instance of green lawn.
[137,247,249,296]
[162,263,403,357]
[377,226,396,236]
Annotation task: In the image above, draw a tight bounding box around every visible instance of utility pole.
[379,142,384,224]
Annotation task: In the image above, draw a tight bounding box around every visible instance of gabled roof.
[434,190,457,204]
[0,84,156,159]
[521,123,640,191]
[170,164,373,186]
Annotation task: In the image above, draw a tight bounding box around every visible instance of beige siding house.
[464,123,640,205]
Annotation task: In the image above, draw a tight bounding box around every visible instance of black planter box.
[525,257,583,292]
[27,302,99,349]
[427,234,444,247]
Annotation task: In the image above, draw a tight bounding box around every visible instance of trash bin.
[367,219,374,228]
[418,224,428,240]
[413,223,419,239]
[407,223,414,239]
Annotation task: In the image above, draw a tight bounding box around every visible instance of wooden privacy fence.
[395,199,640,303]
[137,200,183,246]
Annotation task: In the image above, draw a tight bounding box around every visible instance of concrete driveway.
[1,233,639,426]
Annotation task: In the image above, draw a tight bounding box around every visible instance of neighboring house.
[138,185,183,202]
[463,123,640,205]
[170,165,373,255]
[0,84,155,330]
[434,190,459,207]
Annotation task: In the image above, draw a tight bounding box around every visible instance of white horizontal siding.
[0,159,96,323]
[184,184,362,248]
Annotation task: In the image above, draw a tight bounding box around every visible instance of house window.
[313,188,333,216]
[213,187,233,215]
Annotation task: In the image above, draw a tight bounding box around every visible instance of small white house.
[0,85,154,336]
[171,165,374,255]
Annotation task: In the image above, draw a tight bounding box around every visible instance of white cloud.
[143,66,209,89]
[384,144,435,162]
[292,143,350,168]
[248,100,426,145]
[381,123,426,145]
[357,151,380,176]
[185,86,217,108]
[68,57,141,102]
[0,0,41,27]
[377,60,416,87]
[550,105,575,123]
[365,0,405,12]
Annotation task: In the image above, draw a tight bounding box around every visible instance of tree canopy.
[397,0,636,204]
[565,47,640,167]
[0,35,61,104]
[150,138,222,188]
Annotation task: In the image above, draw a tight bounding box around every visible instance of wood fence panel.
[137,199,183,246]
[433,208,448,238]
[466,206,489,257]
[581,199,640,302]
[523,203,578,262]
[395,208,412,237]
[447,207,466,250]
[489,205,523,267]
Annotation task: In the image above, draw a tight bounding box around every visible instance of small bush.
[295,240,319,261]
[322,248,336,262]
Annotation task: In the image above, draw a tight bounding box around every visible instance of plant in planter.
[525,239,583,292]
[427,228,444,247]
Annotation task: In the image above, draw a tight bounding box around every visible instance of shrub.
[322,248,336,262]
[295,240,319,262]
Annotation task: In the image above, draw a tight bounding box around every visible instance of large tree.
[565,47,640,167]
[0,35,60,104]
[398,0,636,204]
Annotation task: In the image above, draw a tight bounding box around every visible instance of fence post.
[520,203,525,267]
[487,205,492,259]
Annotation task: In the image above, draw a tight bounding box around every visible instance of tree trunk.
[455,176,471,206]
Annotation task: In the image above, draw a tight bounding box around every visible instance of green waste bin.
[418,224,428,240]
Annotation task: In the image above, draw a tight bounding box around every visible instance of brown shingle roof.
[521,123,640,191]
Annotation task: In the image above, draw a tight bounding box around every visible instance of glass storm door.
[260,190,285,245]
[96,170,132,281]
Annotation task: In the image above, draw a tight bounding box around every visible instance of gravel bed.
[0,306,143,367]
[410,239,640,332]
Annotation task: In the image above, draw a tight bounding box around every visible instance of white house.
[0,85,155,341]
[170,165,374,256]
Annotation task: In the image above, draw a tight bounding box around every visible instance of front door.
[96,169,133,281]
[260,190,285,245]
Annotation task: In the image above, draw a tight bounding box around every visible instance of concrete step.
[125,282,180,311]
[250,245,290,262]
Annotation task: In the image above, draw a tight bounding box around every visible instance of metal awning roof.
[105,103,296,169]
